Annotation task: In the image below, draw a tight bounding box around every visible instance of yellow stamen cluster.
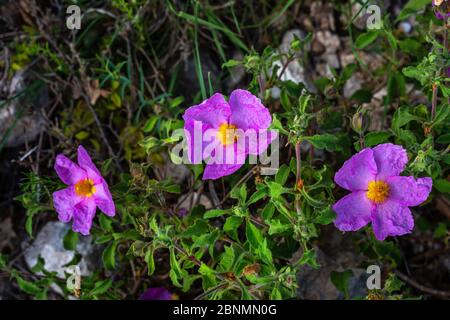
[217,123,238,145]
[74,178,96,197]
[366,180,389,204]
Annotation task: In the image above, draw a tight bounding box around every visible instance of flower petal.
[77,145,102,183]
[183,93,231,128]
[52,186,81,223]
[72,198,97,236]
[54,154,86,185]
[203,163,243,180]
[371,200,414,241]
[183,94,231,164]
[229,89,272,131]
[333,191,374,231]
[334,148,377,191]
[244,129,278,156]
[139,287,173,300]
[184,122,217,164]
[372,143,408,180]
[387,176,432,207]
[94,180,115,217]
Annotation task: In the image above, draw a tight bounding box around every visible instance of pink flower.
[432,0,450,20]
[182,89,276,180]
[138,287,174,300]
[52,145,115,235]
[333,143,432,241]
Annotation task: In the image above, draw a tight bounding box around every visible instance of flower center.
[74,178,96,197]
[217,123,238,145]
[366,180,389,204]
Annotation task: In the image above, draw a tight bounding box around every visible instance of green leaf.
[431,104,450,128]
[299,248,320,269]
[219,246,235,271]
[180,219,209,237]
[257,238,273,266]
[364,131,391,147]
[262,202,275,220]
[314,207,336,225]
[246,221,263,249]
[384,273,404,294]
[0,254,7,269]
[63,230,79,251]
[330,270,353,299]
[392,107,421,131]
[387,72,405,104]
[267,219,292,235]
[267,181,287,199]
[434,179,450,193]
[16,276,42,295]
[397,0,429,21]
[355,30,379,49]
[436,133,450,144]
[204,209,228,219]
[90,279,113,296]
[99,214,113,232]
[223,216,243,239]
[304,134,343,152]
[222,59,241,68]
[275,164,290,185]
[433,222,448,239]
[102,241,118,271]
[239,184,247,203]
[246,188,267,206]
[145,247,155,275]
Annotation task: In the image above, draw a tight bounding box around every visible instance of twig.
[295,141,302,215]
[209,180,221,209]
[394,270,450,298]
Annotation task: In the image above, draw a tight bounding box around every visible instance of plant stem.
[295,141,302,215]
[431,83,438,121]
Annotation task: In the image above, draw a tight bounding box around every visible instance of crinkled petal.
[334,148,377,191]
[333,191,374,231]
[52,186,82,223]
[372,143,408,180]
[183,94,231,164]
[94,180,115,217]
[371,200,414,241]
[229,89,272,131]
[77,145,102,183]
[184,123,217,164]
[203,163,243,180]
[72,198,97,236]
[54,154,86,185]
[183,93,231,128]
[387,176,432,207]
[244,129,278,156]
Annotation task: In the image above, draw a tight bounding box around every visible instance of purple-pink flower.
[52,145,115,235]
[432,0,450,20]
[139,287,174,300]
[333,143,432,241]
[183,89,276,180]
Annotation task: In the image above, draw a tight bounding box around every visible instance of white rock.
[23,221,94,278]
[343,74,363,98]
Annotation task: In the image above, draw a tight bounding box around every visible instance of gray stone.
[23,221,95,278]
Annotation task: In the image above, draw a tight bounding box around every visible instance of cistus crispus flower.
[332,143,432,241]
[52,145,115,235]
[182,89,276,180]
[139,287,174,300]
[432,0,450,20]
